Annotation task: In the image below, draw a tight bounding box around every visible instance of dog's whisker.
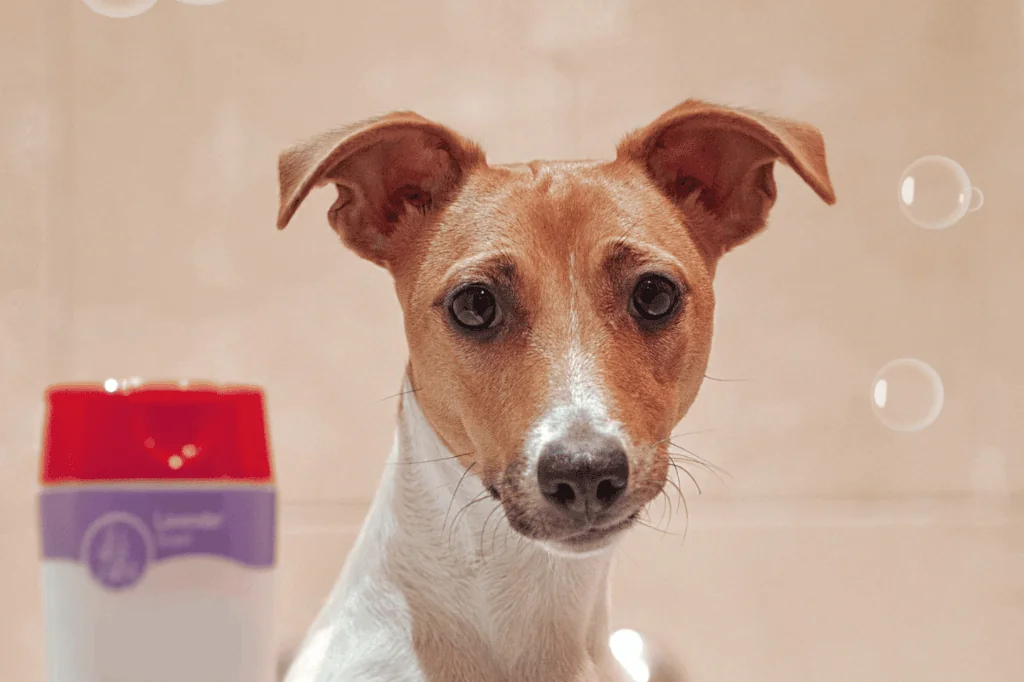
[651,490,667,528]
[645,429,721,455]
[446,491,490,551]
[634,515,677,537]
[502,518,512,554]
[672,427,721,438]
[678,489,691,547]
[441,461,478,536]
[666,460,702,495]
[668,442,732,480]
[388,451,474,467]
[490,509,505,554]
[702,374,750,383]
[646,435,677,448]
[660,489,673,529]
[375,386,423,403]
[667,453,716,480]
[665,439,714,461]
[639,438,695,518]
[661,465,686,514]
[655,488,675,530]
[666,440,729,474]
[479,504,503,561]
[651,479,692,547]
[447,491,487,533]
[669,457,728,488]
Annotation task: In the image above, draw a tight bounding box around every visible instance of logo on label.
[81,512,154,590]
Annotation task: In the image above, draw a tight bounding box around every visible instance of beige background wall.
[2,0,1023,680]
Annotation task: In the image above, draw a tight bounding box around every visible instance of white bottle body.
[40,484,276,682]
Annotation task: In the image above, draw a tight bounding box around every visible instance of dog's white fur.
[284,379,627,682]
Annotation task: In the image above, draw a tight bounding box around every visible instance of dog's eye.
[450,285,501,331]
[630,275,681,323]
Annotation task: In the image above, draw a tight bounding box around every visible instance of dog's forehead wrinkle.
[435,167,644,284]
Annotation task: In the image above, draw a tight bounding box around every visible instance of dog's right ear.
[277,113,485,266]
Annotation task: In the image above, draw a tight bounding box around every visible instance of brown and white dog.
[277,100,834,682]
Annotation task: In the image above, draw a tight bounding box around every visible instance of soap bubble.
[81,0,159,18]
[898,156,983,230]
[871,358,944,432]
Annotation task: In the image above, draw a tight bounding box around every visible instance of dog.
[276,99,834,682]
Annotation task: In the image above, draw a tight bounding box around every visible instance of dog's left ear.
[618,100,835,260]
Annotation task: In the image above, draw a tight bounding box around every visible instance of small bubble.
[898,156,982,230]
[871,358,944,432]
[103,378,119,393]
[81,0,159,18]
[168,455,184,470]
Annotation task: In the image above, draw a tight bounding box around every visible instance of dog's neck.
[287,380,622,682]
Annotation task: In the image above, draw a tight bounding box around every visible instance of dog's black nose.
[537,436,629,520]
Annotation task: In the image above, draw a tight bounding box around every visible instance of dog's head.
[278,100,834,555]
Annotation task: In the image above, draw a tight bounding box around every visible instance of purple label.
[83,513,152,589]
[40,487,275,590]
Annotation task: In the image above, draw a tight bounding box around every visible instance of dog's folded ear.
[617,100,835,260]
[277,113,485,266]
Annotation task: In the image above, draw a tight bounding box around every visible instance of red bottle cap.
[41,381,274,484]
